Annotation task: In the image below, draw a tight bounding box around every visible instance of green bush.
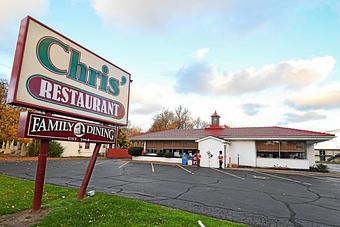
[27,140,64,157]
[48,141,64,157]
[128,147,143,156]
[156,151,173,158]
[316,163,329,172]
[163,152,173,158]
[310,163,329,173]
[27,140,40,157]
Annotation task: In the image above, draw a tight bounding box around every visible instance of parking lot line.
[95,160,110,166]
[118,161,130,168]
[151,163,154,173]
[214,168,245,180]
[177,165,194,174]
[254,171,312,185]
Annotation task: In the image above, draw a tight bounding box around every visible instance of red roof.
[211,111,220,117]
[130,126,335,141]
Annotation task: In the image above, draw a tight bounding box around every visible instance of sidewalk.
[229,167,340,178]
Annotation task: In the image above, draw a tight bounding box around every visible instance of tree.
[126,121,143,137]
[192,117,209,129]
[116,128,130,148]
[0,79,19,142]
[27,140,64,157]
[149,109,176,132]
[0,78,29,143]
[148,105,206,132]
[0,78,8,105]
[173,105,193,129]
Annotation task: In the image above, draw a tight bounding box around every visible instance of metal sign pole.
[77,143,101,200]
[32,138,49,212]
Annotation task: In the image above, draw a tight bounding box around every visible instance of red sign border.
[7,16,131,126]
[18,112,118,144]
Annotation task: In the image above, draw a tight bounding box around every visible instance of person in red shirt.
[218,150,223,169]
[193,152,197,166]
[196,150,201,167]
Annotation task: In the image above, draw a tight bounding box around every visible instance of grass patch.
[0,174,244,226]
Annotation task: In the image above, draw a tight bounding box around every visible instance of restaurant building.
[314,128,340,162]
[130,112,335,169]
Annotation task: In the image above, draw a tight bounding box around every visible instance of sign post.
[32,138,49,212]
[77,143,101,200]
[8,16,131,212]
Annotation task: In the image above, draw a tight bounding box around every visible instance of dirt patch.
[0,209,49,227]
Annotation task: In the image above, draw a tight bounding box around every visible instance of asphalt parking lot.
[1,159,340,227]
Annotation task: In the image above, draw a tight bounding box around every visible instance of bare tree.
[192,117,209,129]
[174,105,193,129]
[0,78,8,105]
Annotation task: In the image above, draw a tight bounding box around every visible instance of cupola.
[211,111,220,127]
[204,111,224,130]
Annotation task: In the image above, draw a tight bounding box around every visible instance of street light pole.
[273,141,281,160]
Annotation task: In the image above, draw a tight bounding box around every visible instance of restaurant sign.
[18,112,118,144]
[7,16,130,125]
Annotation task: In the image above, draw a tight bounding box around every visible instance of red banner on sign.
[18,112,117,144]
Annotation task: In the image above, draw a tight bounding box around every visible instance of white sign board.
[8,16,131,125]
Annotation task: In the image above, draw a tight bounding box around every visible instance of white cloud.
[0,0,49,54]
[0,0,48,27]
[129,82,172,117]
[175,61,216,94]
[195,48,209,60]
[175,56,336,95]
[91,0,314,33]
[287,84,340,110]
[282,111,327,124]
[241,103,264,116]
[92,0,231,28]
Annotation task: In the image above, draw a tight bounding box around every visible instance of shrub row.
[27,140,64,157]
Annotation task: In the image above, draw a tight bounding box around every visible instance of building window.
[85,142,90,149]
[256,141,306,159]
[257,152,279,158]
[319,150,326,161]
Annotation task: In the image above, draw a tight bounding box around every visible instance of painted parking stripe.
[118,161,130,168]
[254,171,311,185]
[151,163,155,173]
[96,160,110,166]
[177,165,194,174]
[214,168,245,180]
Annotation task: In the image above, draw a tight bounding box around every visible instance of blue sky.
[1,0,340,131]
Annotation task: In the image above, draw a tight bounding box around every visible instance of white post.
[10,140,14,154]
[4,141,11,154]
[21,143,27,156]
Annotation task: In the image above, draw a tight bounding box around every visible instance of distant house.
[130,112,334,170]
[58,141,109,157]
[314,129,340,162]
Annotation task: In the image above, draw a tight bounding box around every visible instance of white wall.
[256,158,310,169]
[59,141,108,157]
[229,141,256,167]
[314,129,340,150]
[198,138,225,168]
[306,142,316,167]
[132,156,181,164]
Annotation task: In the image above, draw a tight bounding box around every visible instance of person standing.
[218,150,223,169]
[193,152,197,166]
[197,150,201,167]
